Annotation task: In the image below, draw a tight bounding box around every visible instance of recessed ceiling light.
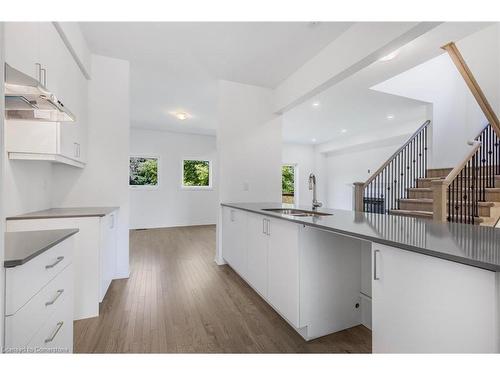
[386,114,395,120]
[312,102,320,107]
[341,129,347,133]
[173,111,190,120]
[379,50,399,62]
[311,138,317,143]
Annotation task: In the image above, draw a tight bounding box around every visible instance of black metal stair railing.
[363,120,430,214]
[447,124,500,224]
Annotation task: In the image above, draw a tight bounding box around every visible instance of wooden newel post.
[353,182,365,212]
[431,179,447,222]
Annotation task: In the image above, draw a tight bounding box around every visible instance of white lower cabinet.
[222,207,247,278]
[6,210,118,320]
[371,243,498,353]
[223,208,301,329]
[267,217,300,327]
[246,213,268,297]
[4,236,75,353]
[99,212,117,302]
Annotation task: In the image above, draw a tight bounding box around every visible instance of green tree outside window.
[282,165,295,204]
[129,157,158,186]
[183,160,210,187]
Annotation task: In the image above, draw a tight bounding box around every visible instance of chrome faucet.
[308,173,322,210]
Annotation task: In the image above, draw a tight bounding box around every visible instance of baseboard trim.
[214,256,226,266]
[130,223,216,230]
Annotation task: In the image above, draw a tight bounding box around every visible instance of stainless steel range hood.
[4,63,75,122]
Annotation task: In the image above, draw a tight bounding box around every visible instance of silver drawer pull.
[45,256,64,269]
[44,321,64,343]
[45,289,64,306]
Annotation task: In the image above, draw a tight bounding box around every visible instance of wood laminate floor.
[74,225,371,353]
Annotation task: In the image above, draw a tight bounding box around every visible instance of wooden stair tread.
[389,209,433,218]
[399,198,499,207]
[390,209,491,224]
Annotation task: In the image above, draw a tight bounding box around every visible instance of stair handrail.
[431,140,482,223]
[442,42,500,138]
[354,120,431,212]
[442,141,482,186]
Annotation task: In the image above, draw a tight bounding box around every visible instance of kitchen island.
[220,202,500,353]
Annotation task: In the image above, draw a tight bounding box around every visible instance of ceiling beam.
[274,22,442,115]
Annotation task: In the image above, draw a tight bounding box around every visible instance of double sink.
[263,208,332,217]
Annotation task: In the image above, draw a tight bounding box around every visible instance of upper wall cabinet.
[4,23,41,81]
[4,22,89,167]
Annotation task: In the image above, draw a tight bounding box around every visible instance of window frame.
[181,158,213,190]
[129,154,160,190]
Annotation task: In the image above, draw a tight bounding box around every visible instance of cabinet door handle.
[44,321,64,343]
[45,289,64,306]
[230,210,235,222]
[45,256,64,269]
[110,214,115,229]
[373,249,381,280]
[266,219,271,236]
[262,218,266,234]
[35,63,42,83]
[41,68,47,87]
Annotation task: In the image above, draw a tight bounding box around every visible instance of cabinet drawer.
[5,264,73,348]
[25,291,74,353]
[5,236,74,315]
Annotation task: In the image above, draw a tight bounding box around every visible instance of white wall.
[217,80,282,204]
[282,143,316,207]
[216,80,282,263]
[129,129,217,229]
[52,54,130,278]
[372,24,500,168]
[3,160,53,217]
[324,136,406,210]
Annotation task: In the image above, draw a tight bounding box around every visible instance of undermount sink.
[262,208,332,217]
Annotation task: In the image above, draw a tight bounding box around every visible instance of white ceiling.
[283,22,491,145]
[283,86,429,145]
[80,22,353,134]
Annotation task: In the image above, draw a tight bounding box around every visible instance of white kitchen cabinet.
[4,22,88,167]
[246,213,269,297]
[371,243,498,353]
[4,235,75,353]
[222,207,247,278]
[6,210,119,320]
[4,22,41,81]
[99,212,117,302]
[267,217,300,328]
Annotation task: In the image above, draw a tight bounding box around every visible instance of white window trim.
[129,155,160,190]
[181,158,213,190]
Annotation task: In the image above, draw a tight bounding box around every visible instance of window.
[282,164,297,204]
[129,156,159,188]
[182,159,212,189]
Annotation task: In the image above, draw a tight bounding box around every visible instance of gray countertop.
[4,229,79,268]
[221,202,500,272]
[6,207,118,220]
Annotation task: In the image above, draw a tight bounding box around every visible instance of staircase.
[390,167,500,226]
[353,41,500,227]
[353,122,500,227]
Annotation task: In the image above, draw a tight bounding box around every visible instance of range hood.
[4,63,75,122]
